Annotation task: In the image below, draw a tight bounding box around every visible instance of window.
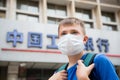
[0,0,6,7]
[100,0,120,6]
[17,0,39,13]
[48,17,62,24]
[102,24,117,31]
[47,3,66,24]
[75,8,93,29]
[16,0,39,22]
[75,8,92,20]
[17,13,38,22]
[0,11,5,18]
[102,12,115,22]
[84,22,93,29]
[102,11,117,31]
[0,0,6,19]
[47,3,67,16]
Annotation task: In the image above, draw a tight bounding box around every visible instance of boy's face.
[58,24,88,43]
[59,24,84,37]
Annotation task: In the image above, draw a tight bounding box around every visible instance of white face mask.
[57,34,85,56]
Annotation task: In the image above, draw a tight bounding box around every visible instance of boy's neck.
[67,51,84,69]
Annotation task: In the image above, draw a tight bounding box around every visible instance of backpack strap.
[55,63,68,72]
[83,53,96,67]
[56,53,96,72]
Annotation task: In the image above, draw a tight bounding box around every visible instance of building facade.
[0,0,120,80]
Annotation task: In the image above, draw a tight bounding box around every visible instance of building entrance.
[26,68,55,80]
[0,66,8,80]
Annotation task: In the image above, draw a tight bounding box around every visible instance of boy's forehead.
[59,24,82,31]
[58,24,85,36]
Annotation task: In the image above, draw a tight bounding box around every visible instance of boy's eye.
[71,31,78,35]
[61,32,67,36]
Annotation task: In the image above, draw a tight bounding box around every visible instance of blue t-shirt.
[67,53,119,80]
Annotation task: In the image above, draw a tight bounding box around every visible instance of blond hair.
[58,17,86,35]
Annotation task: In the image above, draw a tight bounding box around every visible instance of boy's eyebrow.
[71,29,78,31]
[61,31,67,34]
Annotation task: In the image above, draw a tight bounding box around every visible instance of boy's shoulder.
[94,53,111,66]
[94,53,108,62]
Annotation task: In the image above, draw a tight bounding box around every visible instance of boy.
[49,17,119,80]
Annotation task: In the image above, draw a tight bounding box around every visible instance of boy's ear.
[83,35,88,44]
